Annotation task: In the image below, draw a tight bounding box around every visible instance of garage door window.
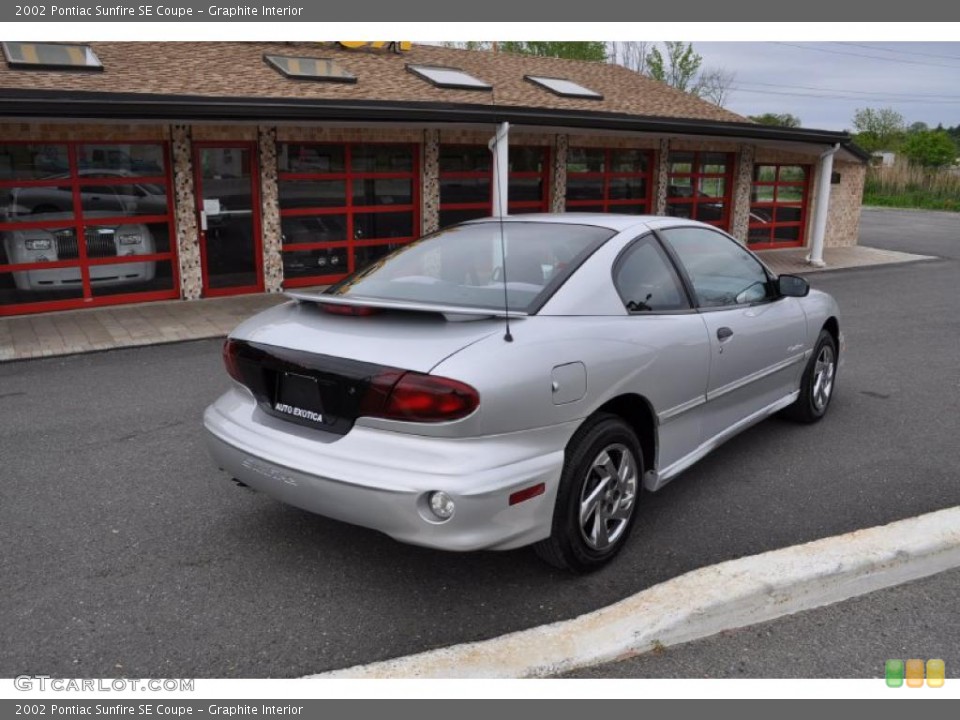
[748,164,810,249]
[665,152,734,230]
[438,145,550,228]
[1,141,177,316]
[277,143,419,285]
[566,148,654,215]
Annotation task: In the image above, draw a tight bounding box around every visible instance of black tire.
[534,413,643,573]
[782,329,838,424]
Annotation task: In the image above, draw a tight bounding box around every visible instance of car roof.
[465,213,703,233]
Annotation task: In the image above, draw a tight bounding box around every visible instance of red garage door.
[0,141,178,316]
[748,164,812,249]
[438,145,551,228]
[276,142,420,287]
[665,151,734,230]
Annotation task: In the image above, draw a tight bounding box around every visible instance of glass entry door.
[194,143,263,295]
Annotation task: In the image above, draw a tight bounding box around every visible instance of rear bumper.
[203,386,575,551]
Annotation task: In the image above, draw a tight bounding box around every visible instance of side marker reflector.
[509,483,545,506]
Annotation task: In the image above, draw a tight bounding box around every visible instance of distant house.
[871,151,897,167]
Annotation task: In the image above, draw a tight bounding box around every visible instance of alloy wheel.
[578,443,638,551]
[812,344,836,412]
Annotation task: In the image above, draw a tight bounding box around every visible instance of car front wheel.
[783,329,838,423]
[534,413,642,572]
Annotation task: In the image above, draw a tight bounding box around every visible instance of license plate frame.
[274,371,326,425]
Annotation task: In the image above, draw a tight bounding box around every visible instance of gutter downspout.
[489,122,509,218]
[807,143,841,268]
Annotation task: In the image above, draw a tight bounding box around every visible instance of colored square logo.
[885,659,904,687]
[927,659,945,688]
[906,659,925,688]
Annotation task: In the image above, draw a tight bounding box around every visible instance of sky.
[690,42,960,131]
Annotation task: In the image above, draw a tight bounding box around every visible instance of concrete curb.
[311,506,960,678]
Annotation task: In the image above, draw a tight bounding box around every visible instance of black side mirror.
[778,274,810,298]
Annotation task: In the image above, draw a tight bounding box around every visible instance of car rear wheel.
[534,413,642,573]
[782,329,838,423]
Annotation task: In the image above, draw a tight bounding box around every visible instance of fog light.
[428,491,455,520]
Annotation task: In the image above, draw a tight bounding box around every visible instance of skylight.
[2,42,103,70]
[525,75,603,100]
[406,64,491,91]
[265,55,357,83]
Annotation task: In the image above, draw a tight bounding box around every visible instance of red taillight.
[222,339,244,383]
[362,371,479,423]
[320,303,383,317]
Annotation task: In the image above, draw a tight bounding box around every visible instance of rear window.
[326,221,615,313]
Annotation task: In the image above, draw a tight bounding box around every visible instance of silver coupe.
[204,215,841,572]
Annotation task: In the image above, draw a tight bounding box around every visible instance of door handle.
[717,326,734,341]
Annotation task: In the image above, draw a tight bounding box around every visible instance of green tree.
[637,42,734,106]
[748,113,802,128]
[646,41,702,92]
[498,42,608,61]
[851,107,906,152]
[945,124,960,149]
[902,130,958,168]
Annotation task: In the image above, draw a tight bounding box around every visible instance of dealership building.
[0,41,868,317]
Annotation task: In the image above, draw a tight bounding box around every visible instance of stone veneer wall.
[730,144,756,244]
[170,125,202,301]
[421,129,440,234]
[551,134,568,213]
[258,126,283,293]
[654,139,670,215]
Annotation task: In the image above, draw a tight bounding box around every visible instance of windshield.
[326,221,616,313]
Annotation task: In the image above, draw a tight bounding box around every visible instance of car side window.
[613,234,690,312]
[660,226,775,308]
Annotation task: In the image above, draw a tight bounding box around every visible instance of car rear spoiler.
[285,291,529,321]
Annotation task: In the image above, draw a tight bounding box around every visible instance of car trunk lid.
[226,299,505,435]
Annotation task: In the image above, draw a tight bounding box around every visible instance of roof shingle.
[0,42,748,124]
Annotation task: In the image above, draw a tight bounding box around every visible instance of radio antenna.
[490,122,513,342]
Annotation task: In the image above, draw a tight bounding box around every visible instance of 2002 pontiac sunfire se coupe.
[204,214,841,572]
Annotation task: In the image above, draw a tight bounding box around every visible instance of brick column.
[550,133,568,213]
[170,125,202,301]
[654,138,670,215]
[730,144,756,244]
[258,125,283,293]
[421,128,440,234]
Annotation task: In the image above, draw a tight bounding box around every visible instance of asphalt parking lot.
[1,208,958,678]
